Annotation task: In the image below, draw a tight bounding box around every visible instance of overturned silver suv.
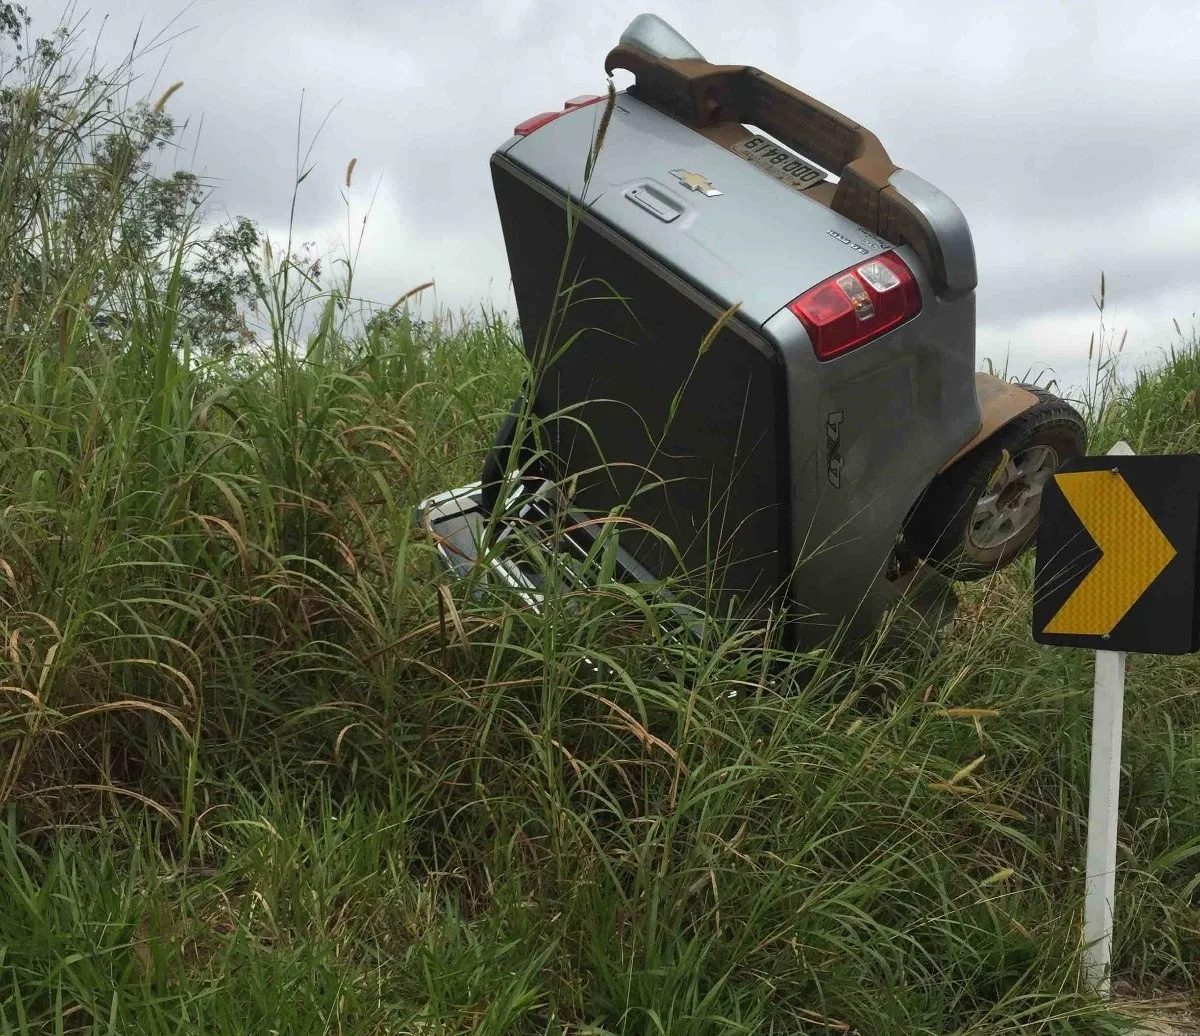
[418,13,1087,649]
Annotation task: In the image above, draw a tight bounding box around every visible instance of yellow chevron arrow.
[1043,469,1177,636]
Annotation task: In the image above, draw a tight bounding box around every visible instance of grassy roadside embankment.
[1,11,1198,1034]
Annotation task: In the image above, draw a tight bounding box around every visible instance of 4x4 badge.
[670,169,722,197]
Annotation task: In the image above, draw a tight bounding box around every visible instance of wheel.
[478,394,551,518]
[902,385,1088,582]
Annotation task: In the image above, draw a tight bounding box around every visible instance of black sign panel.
[1032,454,1200,654]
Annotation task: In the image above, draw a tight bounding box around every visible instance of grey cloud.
[21,0,1199,380]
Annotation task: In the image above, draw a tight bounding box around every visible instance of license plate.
[732,134,827,192]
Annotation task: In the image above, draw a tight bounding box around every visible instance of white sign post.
[1081,439,1133,996]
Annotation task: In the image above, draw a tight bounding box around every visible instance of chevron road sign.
[1032,450,1200,654]
[1031,442,1200,997]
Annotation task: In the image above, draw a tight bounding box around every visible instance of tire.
[478,394,550,518]
[902,385,1088,582]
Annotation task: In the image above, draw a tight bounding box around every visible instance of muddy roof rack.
[605,13,976,299]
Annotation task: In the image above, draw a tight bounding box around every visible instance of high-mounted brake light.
[788,251,921,360]
[514,94,605,136]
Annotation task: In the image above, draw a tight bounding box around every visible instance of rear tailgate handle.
[624,182,683,223]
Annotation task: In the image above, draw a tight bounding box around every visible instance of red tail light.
[514,95,604,136]
[788,251,921,360]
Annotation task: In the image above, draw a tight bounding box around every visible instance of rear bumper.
[416,482,958,647]
[416,481,662,611]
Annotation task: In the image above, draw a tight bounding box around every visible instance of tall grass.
[1,12,1199,1035]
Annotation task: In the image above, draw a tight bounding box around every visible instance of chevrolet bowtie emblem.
[670,169,722,197]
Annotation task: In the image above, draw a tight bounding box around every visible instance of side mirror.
[617,13,705,62]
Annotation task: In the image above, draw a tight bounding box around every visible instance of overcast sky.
[22,0,1200,394]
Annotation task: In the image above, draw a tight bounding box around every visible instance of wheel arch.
[937,372,1041,474]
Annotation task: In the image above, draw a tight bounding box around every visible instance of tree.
[0,3,265,367]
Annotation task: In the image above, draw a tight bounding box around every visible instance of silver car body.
[425,14,988,647]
